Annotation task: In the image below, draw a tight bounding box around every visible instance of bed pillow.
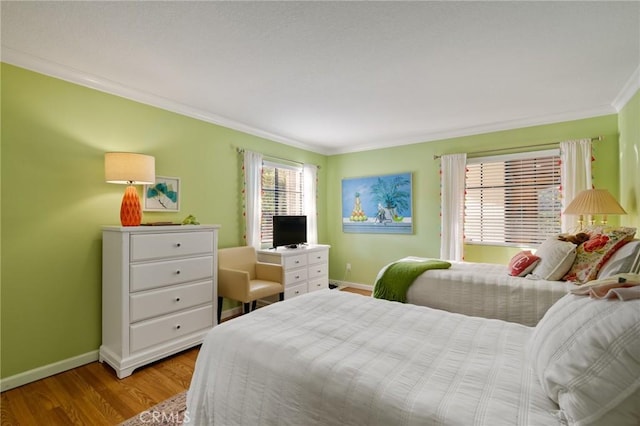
[528,294,640,425]
[563,227,636,283]
[530,238,577,281]
[507,250,540,277]
[597,239,640,279]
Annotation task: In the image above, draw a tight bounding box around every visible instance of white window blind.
[465,149,561,246]
[261,160,304,246]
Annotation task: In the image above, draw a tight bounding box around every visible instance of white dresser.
[100,225,220,378]
[257,244,330,299]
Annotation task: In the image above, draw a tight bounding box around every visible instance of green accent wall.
[0,62,634,381]
[618,90,640,229]
[0,63,327,378]
[326,115,621,286]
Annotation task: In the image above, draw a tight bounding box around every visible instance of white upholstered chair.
[217,246,284,322]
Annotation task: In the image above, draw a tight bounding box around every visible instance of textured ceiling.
[2,1,639,154]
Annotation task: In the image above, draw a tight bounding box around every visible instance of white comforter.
[185,290,560,426]
[378,257,573,326]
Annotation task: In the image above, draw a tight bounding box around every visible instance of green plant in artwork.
[371,175,410,223]
[146,182,178,209]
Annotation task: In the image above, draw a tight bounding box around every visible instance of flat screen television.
[272,215,307,249]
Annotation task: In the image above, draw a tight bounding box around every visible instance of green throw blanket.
[373,260,451,303]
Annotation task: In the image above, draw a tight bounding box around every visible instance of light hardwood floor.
[1,287,371,425]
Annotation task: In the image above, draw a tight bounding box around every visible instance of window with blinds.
[464,149,561,246]
[261,160,304,246]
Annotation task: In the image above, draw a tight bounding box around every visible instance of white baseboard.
[2,306,245,392]
[0,350,99,392]
[333,280,373,291]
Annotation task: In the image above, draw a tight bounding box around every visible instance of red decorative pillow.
[508,250,541,277]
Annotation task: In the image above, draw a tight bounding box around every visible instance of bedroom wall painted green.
[618,89,640,229]
[325,115,621,286]
[0,64,327,379]
[0,62,631,381]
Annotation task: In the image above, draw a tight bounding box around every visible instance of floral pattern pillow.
[563,226,636,283]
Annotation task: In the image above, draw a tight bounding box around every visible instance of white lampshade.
[105,152,155,185]
[564,189,626,215]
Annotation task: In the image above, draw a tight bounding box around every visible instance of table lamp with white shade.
[105,152,155,226]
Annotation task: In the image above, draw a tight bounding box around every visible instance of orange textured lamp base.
[120,185,142,226]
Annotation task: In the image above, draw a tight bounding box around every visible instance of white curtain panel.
[243,150,263,249]
[303,163,319,244]
[560,139,592,233]
[440,153,467,261]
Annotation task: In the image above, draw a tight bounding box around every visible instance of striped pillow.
[528,294,640,425]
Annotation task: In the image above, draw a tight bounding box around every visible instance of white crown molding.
[1,47,328,154]
[612,65,640,112]
[328,105,616,155]
[1,47,624,157]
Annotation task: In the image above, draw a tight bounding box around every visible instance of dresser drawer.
[130,256,213,292]
[308,278,328,293]
[308,263,328,279]
[130,232,213,261]
[284,283,307,299]
[129,305,213,353]
[308,250,328,265]
[283,253,307,269]
[284,268,307,286]
[130,280,213,322]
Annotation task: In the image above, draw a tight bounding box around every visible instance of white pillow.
[597,240,640,279]
[528,294,640,425]
[530,238,577,281]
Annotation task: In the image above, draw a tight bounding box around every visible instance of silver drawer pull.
[295,291,300,294]
[175,297,181,302]
[295,275,300,279]
[176,270,181,275]
[317,270,321,273]
[295,260,300,264]
[176,243,181,247]
[176,325,181,330]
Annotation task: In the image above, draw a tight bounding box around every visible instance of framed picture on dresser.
[144,176,180,212]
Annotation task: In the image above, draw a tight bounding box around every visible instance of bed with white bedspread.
[382,257,573,326]
[185,289,640,425]
[375,239,640,327]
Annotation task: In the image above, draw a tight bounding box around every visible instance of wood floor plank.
[1,346,199,426]
[1,287,367,425]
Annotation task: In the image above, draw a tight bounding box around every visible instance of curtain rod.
[433,136,603,160]
[236,147,320,169]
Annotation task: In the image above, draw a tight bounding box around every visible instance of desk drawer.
[283,253,307,269]
[308,263,327,279]
[308,278,328,292]
[130,280,213,322]
[284,283,307,299]
[130,305,213,353]
[131,232,213,261]
[285,268,307,286]
[130,256,213,292]
[308,250,328,265]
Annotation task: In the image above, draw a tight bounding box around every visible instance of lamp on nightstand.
[105,152,155,226]
[564,188,626,229]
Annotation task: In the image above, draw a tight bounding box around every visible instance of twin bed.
[184,235,640,425]
[381,257,573,326]
[185,289,639,425]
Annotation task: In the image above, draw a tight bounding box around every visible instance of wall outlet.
[346,263,352,272]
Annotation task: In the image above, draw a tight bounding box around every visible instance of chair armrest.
[218,267,251,302]
[255,262,283,283]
